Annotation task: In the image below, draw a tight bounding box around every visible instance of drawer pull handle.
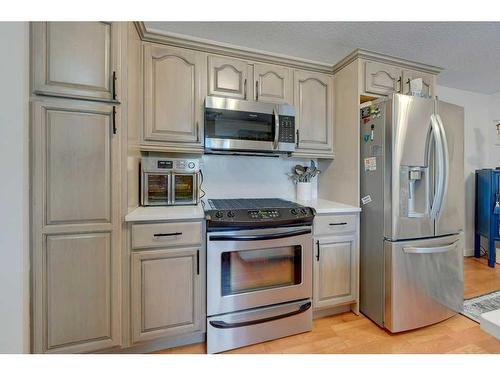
[153,232,182,238]
[329,222,348,226]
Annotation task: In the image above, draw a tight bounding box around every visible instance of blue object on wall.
[475,169,500,267]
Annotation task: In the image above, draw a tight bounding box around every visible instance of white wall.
[201,154,318,200]
[489,92,500,167]
[0,22,30,353]
[436,85,493,256]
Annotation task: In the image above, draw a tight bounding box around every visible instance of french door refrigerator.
[360,93,464,332]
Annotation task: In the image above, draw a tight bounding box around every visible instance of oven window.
[147,174,169,204]
[221,246,302,296]
[205,108,274,142]
[174,174,195,203]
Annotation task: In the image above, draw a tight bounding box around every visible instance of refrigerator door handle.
[430,114,445,219]
[435,113,449,217]
[403,240,458,254]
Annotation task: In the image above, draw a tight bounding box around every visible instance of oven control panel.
[206,206,315,228]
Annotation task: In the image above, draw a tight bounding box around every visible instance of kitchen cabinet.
[31,22,120,102]
[31,98,121,353]
[130,247,204,343]
[208,55,249,99]
[401,69,435,97]
[254,63,293,104]
[364,61,402,96]
[313,234,357,309]
[293,70,334,157]
[143,44,205,149]
[363,61,436,98]
[312,212,359,312]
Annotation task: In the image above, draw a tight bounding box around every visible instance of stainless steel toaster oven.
[141,157,200,206]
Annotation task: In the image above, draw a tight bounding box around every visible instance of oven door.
[207,226,313,316]
[142,172,170,206]
[172,173,198,205]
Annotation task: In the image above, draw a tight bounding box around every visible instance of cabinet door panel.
[401,69,434,97]
[31,98,121,353]
[364,61,402,96]
[32,22,116,101]
[313,235,356,309]
[208,56,248,99]
[131,248,203,343]
[46,233,112,349]
[144,44,204,145]
[254,63,292,104]
[294,70,333,154]
[44,108,112,225]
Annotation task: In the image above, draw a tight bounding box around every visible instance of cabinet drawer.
[131,221,202,249]
[314,214,357,235]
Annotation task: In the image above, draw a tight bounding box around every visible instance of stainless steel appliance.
[205,198,314,353]
[204,97,296,155]
[360,93,465,332]
[141,157,200,206]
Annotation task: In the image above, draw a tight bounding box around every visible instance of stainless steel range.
[205,198,314,353]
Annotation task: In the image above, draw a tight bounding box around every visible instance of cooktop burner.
[205,198,315,229]
[207,198,301,210]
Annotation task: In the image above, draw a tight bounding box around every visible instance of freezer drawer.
[207,299,312,353]
[384,233,463,332]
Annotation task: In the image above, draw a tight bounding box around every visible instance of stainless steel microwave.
[141,157,200,206]
[204,97,296,155]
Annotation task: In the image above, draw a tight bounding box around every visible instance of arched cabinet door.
[294,70,334,156]
[402,69,435,97]
[254,63,292,104]
[364,61,402,96]
[208,56,249,99]
[143,44,205,146]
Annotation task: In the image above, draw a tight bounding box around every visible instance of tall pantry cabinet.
[30,22,126,353]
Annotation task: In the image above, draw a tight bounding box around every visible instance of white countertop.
[125,204,205,222]
[293,198,361,214]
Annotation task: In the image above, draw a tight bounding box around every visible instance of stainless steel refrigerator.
[360,93,464,332]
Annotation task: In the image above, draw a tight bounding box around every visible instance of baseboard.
[313,304,352,319]
[464,248,474,257]
[101,332,206,354]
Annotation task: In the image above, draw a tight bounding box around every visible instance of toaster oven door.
[143,173,170,206]
[172,173,198,205]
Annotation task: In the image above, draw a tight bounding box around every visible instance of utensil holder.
[296,182,312,201]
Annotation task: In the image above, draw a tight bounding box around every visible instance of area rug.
[461,290,500,322]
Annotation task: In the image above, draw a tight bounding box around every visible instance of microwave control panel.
[278,116,295,144]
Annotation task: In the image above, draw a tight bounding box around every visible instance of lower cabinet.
[130,247,205,344]
[312,212,359,312]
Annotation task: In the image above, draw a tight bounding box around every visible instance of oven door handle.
[209,228,311,241]
[209,301,311,329]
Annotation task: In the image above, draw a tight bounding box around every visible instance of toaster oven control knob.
[291,208,298,216]
[215,211,224,219]
[188,162,195,169]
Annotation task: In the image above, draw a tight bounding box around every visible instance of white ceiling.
[144,22,500,94]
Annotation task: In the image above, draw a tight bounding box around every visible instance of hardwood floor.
[155,256,500,354]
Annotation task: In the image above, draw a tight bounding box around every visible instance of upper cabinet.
[364,61,402,96]
[31,22,119,102]
[254,63,293,104]
[363,60,437,98]
[401,69,435,97]
[143,44,206,150]
[208,56,249,100]
[294,70,334,157]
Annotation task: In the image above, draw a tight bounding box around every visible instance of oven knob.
[227,211,235,218]
[291,208,298,215]
[300,208,307,215]
[215,211,224,219]
[188,162,195,169]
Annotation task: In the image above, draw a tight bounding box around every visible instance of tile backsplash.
[200,154,318,201]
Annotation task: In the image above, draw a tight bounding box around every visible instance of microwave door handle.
[273,106,279,149]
